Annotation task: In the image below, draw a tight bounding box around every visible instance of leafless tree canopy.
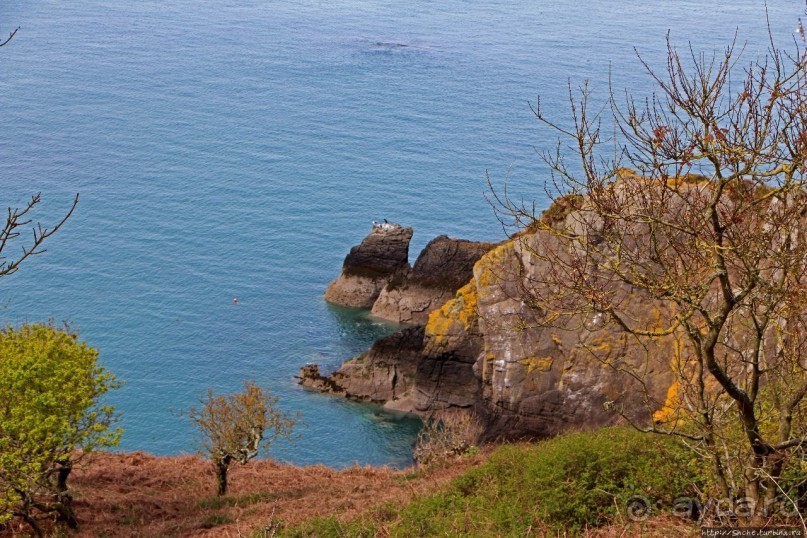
[0,193,79,278]
[493,35,807,523]
[1,28,79,279]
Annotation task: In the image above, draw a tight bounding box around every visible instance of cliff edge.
[310,210,676,441]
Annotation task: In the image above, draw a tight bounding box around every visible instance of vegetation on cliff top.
[190,382,297,497]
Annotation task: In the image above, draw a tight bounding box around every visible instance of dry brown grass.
[0,451,483,538]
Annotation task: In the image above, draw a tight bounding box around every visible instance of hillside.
[0,452,479,537]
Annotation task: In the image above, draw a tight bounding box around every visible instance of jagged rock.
[331,327,425,408]
[371,236,496,325]
[296,327,425,410]
[297,364,343,393]
[414,282,484,412]
[324,224,413,308]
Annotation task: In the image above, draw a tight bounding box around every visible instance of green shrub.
[0,323,121,532]
[393,427,702,536]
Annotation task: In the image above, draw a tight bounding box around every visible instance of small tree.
[190,381,297,496]
[0,324,121,536]
[492,35,807,523]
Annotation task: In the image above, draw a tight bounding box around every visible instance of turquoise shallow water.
[0,1,797,467]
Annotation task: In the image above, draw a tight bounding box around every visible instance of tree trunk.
[55,460,78,528]
[215,461,229,496]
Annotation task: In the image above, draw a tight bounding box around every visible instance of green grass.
[279,427,703,537]
[201,513,235,528]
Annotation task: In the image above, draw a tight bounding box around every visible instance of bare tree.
[189,382,297,496]
[0,193,79,278]
[492,35,807,524]
[1,28,79,278]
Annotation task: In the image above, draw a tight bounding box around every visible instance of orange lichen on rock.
[653,381,682,425]
[474,240,515,288]
[425,281,479,344]
[519,356,554,374]
[654,333,687,425]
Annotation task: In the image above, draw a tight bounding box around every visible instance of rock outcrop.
[468,236,674,439]
[311,206,677,441]
[371,236,496,325]
[298,327,425,412]
[414,282,485,412]
[324,224,413,308]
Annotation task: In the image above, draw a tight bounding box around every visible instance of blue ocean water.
[0,1,796,467]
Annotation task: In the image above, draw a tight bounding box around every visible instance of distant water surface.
[0,1,796,467]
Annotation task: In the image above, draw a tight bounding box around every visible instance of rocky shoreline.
[302,212,674,441]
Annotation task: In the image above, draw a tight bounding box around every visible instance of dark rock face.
[371,236,496,325]
[408,236,496,290]
[414,282,484,413]
[324,225,413,308]
[331,326,425,409]
[470,233,675,441]
[297,327,425,411]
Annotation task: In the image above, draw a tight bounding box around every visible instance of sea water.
[0,0,796,467]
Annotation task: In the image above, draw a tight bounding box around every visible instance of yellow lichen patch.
[653,381,682,424]
[579,335,613,357]
[456,282,479,325]
[616,167,642,180]
[519,356,554,374]
[654,332,690,426]
[425,282,479,344]
[475,241,515,288]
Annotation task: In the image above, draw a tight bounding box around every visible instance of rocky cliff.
[465,236,674,439]
[324,226,494,324]
[371,235,496,325]
[324,224,413,308]
[308,212,676,441]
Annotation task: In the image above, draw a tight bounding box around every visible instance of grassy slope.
[282,428,703,537]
